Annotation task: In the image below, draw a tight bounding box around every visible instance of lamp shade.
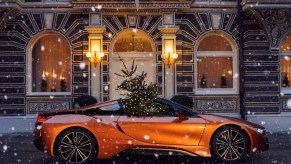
[86,52,92,58]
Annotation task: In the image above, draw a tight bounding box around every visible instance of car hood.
[198,114,265,129]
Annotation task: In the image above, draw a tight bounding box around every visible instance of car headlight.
[256,128,266,135]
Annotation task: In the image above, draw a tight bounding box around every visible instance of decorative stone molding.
[242,0,291,10]
[85,26,106,34]
[196,100,237,111]
[158,26,179,34]
[73,2,192,9]
[27,97,71,113]
[247,9,291,49]
[259,9,291,48]
[28,102,70,112]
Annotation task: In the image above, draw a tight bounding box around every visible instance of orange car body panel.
[37,100,268,159]
[117,116,206,145]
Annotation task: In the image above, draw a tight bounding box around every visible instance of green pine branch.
[114,53,166,116]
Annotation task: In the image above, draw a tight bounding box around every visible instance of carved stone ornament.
[256,9,291,48]
[85,26,106,34]
[197,100,237,111]
[29,102,70,112]
[158,26,179,34]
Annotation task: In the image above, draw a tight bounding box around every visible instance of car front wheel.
[56,128,97,164]
[211,126,249,163]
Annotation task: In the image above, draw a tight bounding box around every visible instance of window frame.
[194,32,239,95]
[280,52,291,94]
[26,31,72,96]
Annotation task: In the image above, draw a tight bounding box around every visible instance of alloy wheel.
[58,131,92,163]
[215,129,246,160]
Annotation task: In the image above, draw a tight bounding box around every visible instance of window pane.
[32,34,71,92]
[197,57,233,88]
[198,35,232,51]
[100,103,121,111]
[113,29,152,52]
[281,56,291,87]
[281,35,291,51]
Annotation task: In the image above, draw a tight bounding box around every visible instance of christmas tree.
[115,55,166,116]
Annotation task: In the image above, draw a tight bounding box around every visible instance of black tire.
[55,128,97,164]
[211,126,249,163]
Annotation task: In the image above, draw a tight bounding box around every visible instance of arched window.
[113,29,153,52]
[280,35,291,93]
[195,32,238,94]
[28,33,71,95]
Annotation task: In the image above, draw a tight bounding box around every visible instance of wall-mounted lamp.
[86,45,104,67]
[161,45,178,68]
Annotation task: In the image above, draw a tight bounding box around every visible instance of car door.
[117,101,206,146]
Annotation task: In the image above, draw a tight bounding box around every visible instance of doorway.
[109,29,156,100]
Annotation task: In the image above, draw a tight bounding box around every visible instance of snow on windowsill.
[195,88,239,95]
[26,92,71,96]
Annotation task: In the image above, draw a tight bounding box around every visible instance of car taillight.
[37,115,52,123]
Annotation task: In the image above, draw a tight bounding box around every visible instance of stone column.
[158,27,179,99]
[85,26,105,102]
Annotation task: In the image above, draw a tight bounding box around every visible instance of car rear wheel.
[211,126,249,163]
[56,128,97,164]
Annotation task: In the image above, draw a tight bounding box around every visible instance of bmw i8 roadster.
[34,98,268,163]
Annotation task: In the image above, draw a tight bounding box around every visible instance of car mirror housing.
[175,113,189,121]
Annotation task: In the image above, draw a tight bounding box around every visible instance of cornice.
[72,2,192,9]
[242,0,291,10]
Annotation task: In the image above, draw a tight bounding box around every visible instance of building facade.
[1,0,291,130]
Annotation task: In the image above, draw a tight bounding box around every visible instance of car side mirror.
[175,113,189,121]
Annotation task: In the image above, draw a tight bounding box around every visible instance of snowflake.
[144,135,150,140]
[3,145,7,152]
[132,28,137,33]
[280,92,285,96]
[154,153,159,158]
[108,33,112,38]
[41,45,45,51]
[97,5,102,10]
[79,62,86,70]
[91,7,95,12]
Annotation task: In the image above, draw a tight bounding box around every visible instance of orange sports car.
[34,98,268,163]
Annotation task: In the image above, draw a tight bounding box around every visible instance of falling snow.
[79,62,86,70]
[144,135,150,140]
[3,145,7,152]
